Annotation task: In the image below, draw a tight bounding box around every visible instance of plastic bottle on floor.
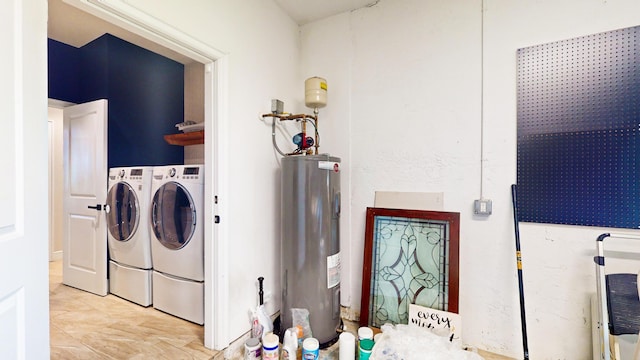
[302,337,319,360]
[263,333,280,360]
[282,328,298,360]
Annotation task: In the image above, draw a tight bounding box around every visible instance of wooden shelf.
[164,130,204,146]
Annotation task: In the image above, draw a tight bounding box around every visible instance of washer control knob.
[118,169,125,178]
[168,168,176,177]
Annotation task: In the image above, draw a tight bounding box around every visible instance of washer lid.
[151,181,196,250]
[106,182,139,242]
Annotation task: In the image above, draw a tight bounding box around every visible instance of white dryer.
[106,167,153,306]
[150,164,204,325]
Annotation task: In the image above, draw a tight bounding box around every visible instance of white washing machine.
[106,167,153,306]
[150,164,204,325]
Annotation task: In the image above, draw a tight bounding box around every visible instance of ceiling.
[273,0,377,25]
[48,0,376,64]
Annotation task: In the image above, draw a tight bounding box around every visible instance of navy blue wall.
[78,35,109,102]
[80,34,184,167]
[48,34,184,168]
[48,39,81,103]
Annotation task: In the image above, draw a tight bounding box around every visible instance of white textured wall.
[122,0,301,345]
[91,0,640,355]
[299,12,354,311]
[301,0,640,358]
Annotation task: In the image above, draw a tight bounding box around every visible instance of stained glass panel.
[368,216,448,328]
[360,208,459,328]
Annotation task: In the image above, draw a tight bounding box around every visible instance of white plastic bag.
[291,308,312,339]
[370,324,484,360]
[249,304,273,340]
[256,304,273,340]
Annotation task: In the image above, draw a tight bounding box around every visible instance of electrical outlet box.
[474,199,492,215]
[271,99,284,114]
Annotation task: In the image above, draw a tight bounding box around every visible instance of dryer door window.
[106,182,140,242]
[151,182,196,250]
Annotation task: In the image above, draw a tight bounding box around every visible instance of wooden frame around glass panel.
[359,207,460,328]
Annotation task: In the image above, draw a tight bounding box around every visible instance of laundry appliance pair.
[106,165,205,325]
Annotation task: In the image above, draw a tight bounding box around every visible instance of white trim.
[203,57,230,349]
[48,120,54,262]
[47,104,66,263]
[62,0,230,350]
[65,0,225,62]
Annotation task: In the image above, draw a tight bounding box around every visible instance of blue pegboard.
[517,26,640,228]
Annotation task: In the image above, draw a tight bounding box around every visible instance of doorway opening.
[47,0,228,351]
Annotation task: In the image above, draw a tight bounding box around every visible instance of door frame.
[47,101,74,262]
[48,118,55,261]
[64,0,230,350]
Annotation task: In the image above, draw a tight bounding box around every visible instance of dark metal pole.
[258,277,264,305]
[511,184,530,360]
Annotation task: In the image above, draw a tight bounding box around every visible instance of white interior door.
[62,100,109,296]
[0,0,50,357]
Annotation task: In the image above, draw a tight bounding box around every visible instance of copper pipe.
[262,112,320,154]
[261,113,317,121]
[283,113,317,121]
[313,109,319,154]
[301,119,307,150]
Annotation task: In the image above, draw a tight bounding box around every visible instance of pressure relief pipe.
[271,112,287,157]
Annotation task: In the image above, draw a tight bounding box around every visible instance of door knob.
[87,204,107,211]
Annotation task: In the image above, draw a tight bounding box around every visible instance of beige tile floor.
[50,260,513,360]
[49,260,219,359]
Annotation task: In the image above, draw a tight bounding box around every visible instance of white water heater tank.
[305,77,327,109]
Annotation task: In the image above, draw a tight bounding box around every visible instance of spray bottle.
[282,327,298,360]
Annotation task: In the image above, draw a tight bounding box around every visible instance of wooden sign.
[408,303,461,342]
